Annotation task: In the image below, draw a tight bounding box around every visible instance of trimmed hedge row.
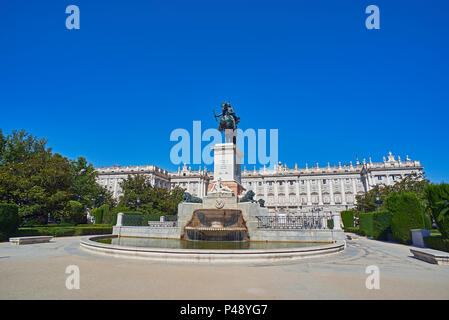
[341,210,355,228]
[358,211,391,240]
[17,225,113,238]
[386,192,426,244]
[423,236,449,253]
[0,203,20,241]
[344,227,360,234]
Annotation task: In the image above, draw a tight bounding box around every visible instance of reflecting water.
[95,237,322,250]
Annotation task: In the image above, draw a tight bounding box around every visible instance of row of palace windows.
[246,178,362,186]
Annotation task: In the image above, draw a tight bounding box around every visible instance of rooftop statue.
[214,101,240,143]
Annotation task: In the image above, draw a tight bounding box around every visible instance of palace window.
[268,181,273,186]
[258,182,262,186]
[323,179,327,184]
[279,181,284,186]
[289,181,294,185]
[377,176,382,180]
[311,180,316,184]
[334,178,339,183]
[301,180,305,184]
[346,178,350,183]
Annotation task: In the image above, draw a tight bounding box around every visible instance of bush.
[327,219,334,230]
[423,236,449,253]
[372,211,391,240]
[425,183,449,238]
[66,200,86,224]
[359,212,374,237]
[344,227,360,234]
[17,225,112,237]
[0,203,20,237]
[341,210,355,228]
[358,211,392,240]
[93,204,110,224]
[386,191,426,244]
[19,204,47,226]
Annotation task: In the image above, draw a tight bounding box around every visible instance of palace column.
[340,178,346,205]
[329,179,335,205]
[295,178,300,204]
[318,179,323,205]
[306,179,312,206]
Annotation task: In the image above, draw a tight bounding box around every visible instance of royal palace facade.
[96,152,423,216]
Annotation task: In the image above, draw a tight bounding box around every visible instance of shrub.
[425,183,449,238]
[66,200,86,224]
[386,191,426,244]
[358,211,392,240]
[341,210,355,228]
[93,204,110,224]
[327,219,334,229]
[423,236,449,253]
[372,211,391,240]
[344,227,360,234]
[359,213,374,237]
[17,226,112,237]
[0,203,20,237]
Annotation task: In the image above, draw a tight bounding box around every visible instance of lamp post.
[375,194,382,211]
[136,197,141,212]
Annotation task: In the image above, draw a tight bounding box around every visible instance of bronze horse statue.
[214,102,240,143]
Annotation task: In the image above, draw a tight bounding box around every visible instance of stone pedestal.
[411,229,430,248]
[209,143,245,196]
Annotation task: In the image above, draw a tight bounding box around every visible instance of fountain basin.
[80,235,346,264]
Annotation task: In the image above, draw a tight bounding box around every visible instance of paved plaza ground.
[0,234,448,299]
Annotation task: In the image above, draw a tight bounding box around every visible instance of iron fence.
[256,215,328,230]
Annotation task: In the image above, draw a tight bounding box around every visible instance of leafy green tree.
[425,183,449,238]
[118,174,184,215]
[355,172,429,213]
[0,129,48,165]
[0,151,72,224]
[70,156,115,209]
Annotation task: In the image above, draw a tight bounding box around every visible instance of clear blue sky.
[1,0,448,182]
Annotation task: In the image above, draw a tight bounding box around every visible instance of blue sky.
[1,0,448,182]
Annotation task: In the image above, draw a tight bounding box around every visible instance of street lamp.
[375,194,382,211]
[136,197,141,211]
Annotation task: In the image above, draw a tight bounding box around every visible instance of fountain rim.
[80,235,346,263]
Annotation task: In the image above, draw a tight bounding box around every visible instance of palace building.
[95,152,423,216]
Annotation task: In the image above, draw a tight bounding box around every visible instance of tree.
[425,183,449,238]
[355,172,429,213]
[0,150,72,224]
[0,129,49,165]
[70,156,114,209]
[118,174,184,215]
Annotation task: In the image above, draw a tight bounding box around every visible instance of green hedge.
[344,227,360,234]
[358,211,391,240]
[386,191,426,244]
[423,236,449,253]
[341,210,355,228]
[425,183,449,238]
[0,203,20,240]
[17,225,112,238]
[359,212,374,237]
[327,219,334,230]
[372,211,391,240]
